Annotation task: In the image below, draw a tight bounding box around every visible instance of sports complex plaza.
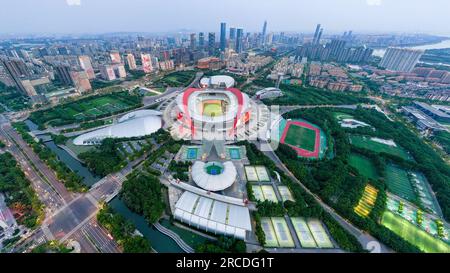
[73,75,327,243]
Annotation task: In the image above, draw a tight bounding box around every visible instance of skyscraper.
[379,47,424,72]
[110,51,121,64]
[190,33,197,49]
[313,24,321,45]
[54,64,73,86]
[236,28,244,53]
[262,20,267,45]
[229,27,236,40]
[220,22,227,51]
[199,32,205,47]
[317,28,323,45]
[208,32,216,55]
[141,54,153,73]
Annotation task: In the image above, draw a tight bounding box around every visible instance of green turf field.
[385,165,417,203]
[381,211,450,253]
[333,112,354,121]
[348,153,379,180]
[349,135,411,160]
[284,124,316,152]
[202,102,222,117]
[29,92,140,128]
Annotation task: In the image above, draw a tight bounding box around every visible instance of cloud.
[366,0,382,6]
[66,0,81,6]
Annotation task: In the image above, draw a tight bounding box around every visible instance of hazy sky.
[1,0,449,36]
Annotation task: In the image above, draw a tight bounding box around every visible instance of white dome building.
[191,161,237,191]
[73,110,162,145]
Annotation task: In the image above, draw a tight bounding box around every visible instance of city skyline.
[1,0,450,36]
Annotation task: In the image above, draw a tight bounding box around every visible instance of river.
[372,39,450,58]
[24,119,184,253]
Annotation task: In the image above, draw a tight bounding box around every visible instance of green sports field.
[202,102,222,117]
[381,211,450,253]
[284,125,316,152]
[348,153,379,181]
[385,165,417,203]
[349,135,412,160]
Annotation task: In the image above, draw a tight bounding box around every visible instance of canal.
[25,120,184,253]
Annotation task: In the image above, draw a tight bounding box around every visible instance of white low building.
[174,191,251,240]
[200,75,235,88]
[73,110,162,145]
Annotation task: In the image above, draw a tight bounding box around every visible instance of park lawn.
[381,211,450,253]
[284,124,316,152]
[333,112,354,121]
[348,153,378,181]
[349,135,411,160]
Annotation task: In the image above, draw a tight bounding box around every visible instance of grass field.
[354,184,379,218]
[284,124,316,152]
[348,153,379,181]
[381,211,450,253]
[333,112,354,121]
[152,71,196,87]
[202,102,222,117]
[385,165,417,203]
[30,92,141,128]
[349,135,412,160]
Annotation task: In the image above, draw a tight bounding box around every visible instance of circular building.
[169,87,252,140]
[191,161,237,191]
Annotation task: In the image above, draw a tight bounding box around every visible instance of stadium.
[163,84,268,141]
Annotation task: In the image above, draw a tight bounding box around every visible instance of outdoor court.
[279,120,323,158]
[381,211,450,253]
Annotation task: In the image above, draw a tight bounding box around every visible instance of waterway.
[372,39,450,58]
[23,119,184,253]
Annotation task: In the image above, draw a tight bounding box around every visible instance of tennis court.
[291,217,317,248]
[261,217,279,247]
[271,217,295,248]
[255,166,270,182]
[245,166,259,182]
[261,185,278,202]
[307,219,334,248]
[251,185,265,202]
[278,186,294,202]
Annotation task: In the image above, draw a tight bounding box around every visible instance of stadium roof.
[174,191,251,240]
[118,109,162,123]
[73,110,161,145]
[200,75,235,88]
[191,161,236,191]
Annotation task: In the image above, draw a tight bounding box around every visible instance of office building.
[313,24,321,45]
[110,51,121,64]
[262,20,267,45]
[0,57,29,94]
[236,28,244,53]
[208,32,216,55]
[220,22,227,51]
[199,32,205,47]
[379,47,424,72]
[190,33,197,49]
